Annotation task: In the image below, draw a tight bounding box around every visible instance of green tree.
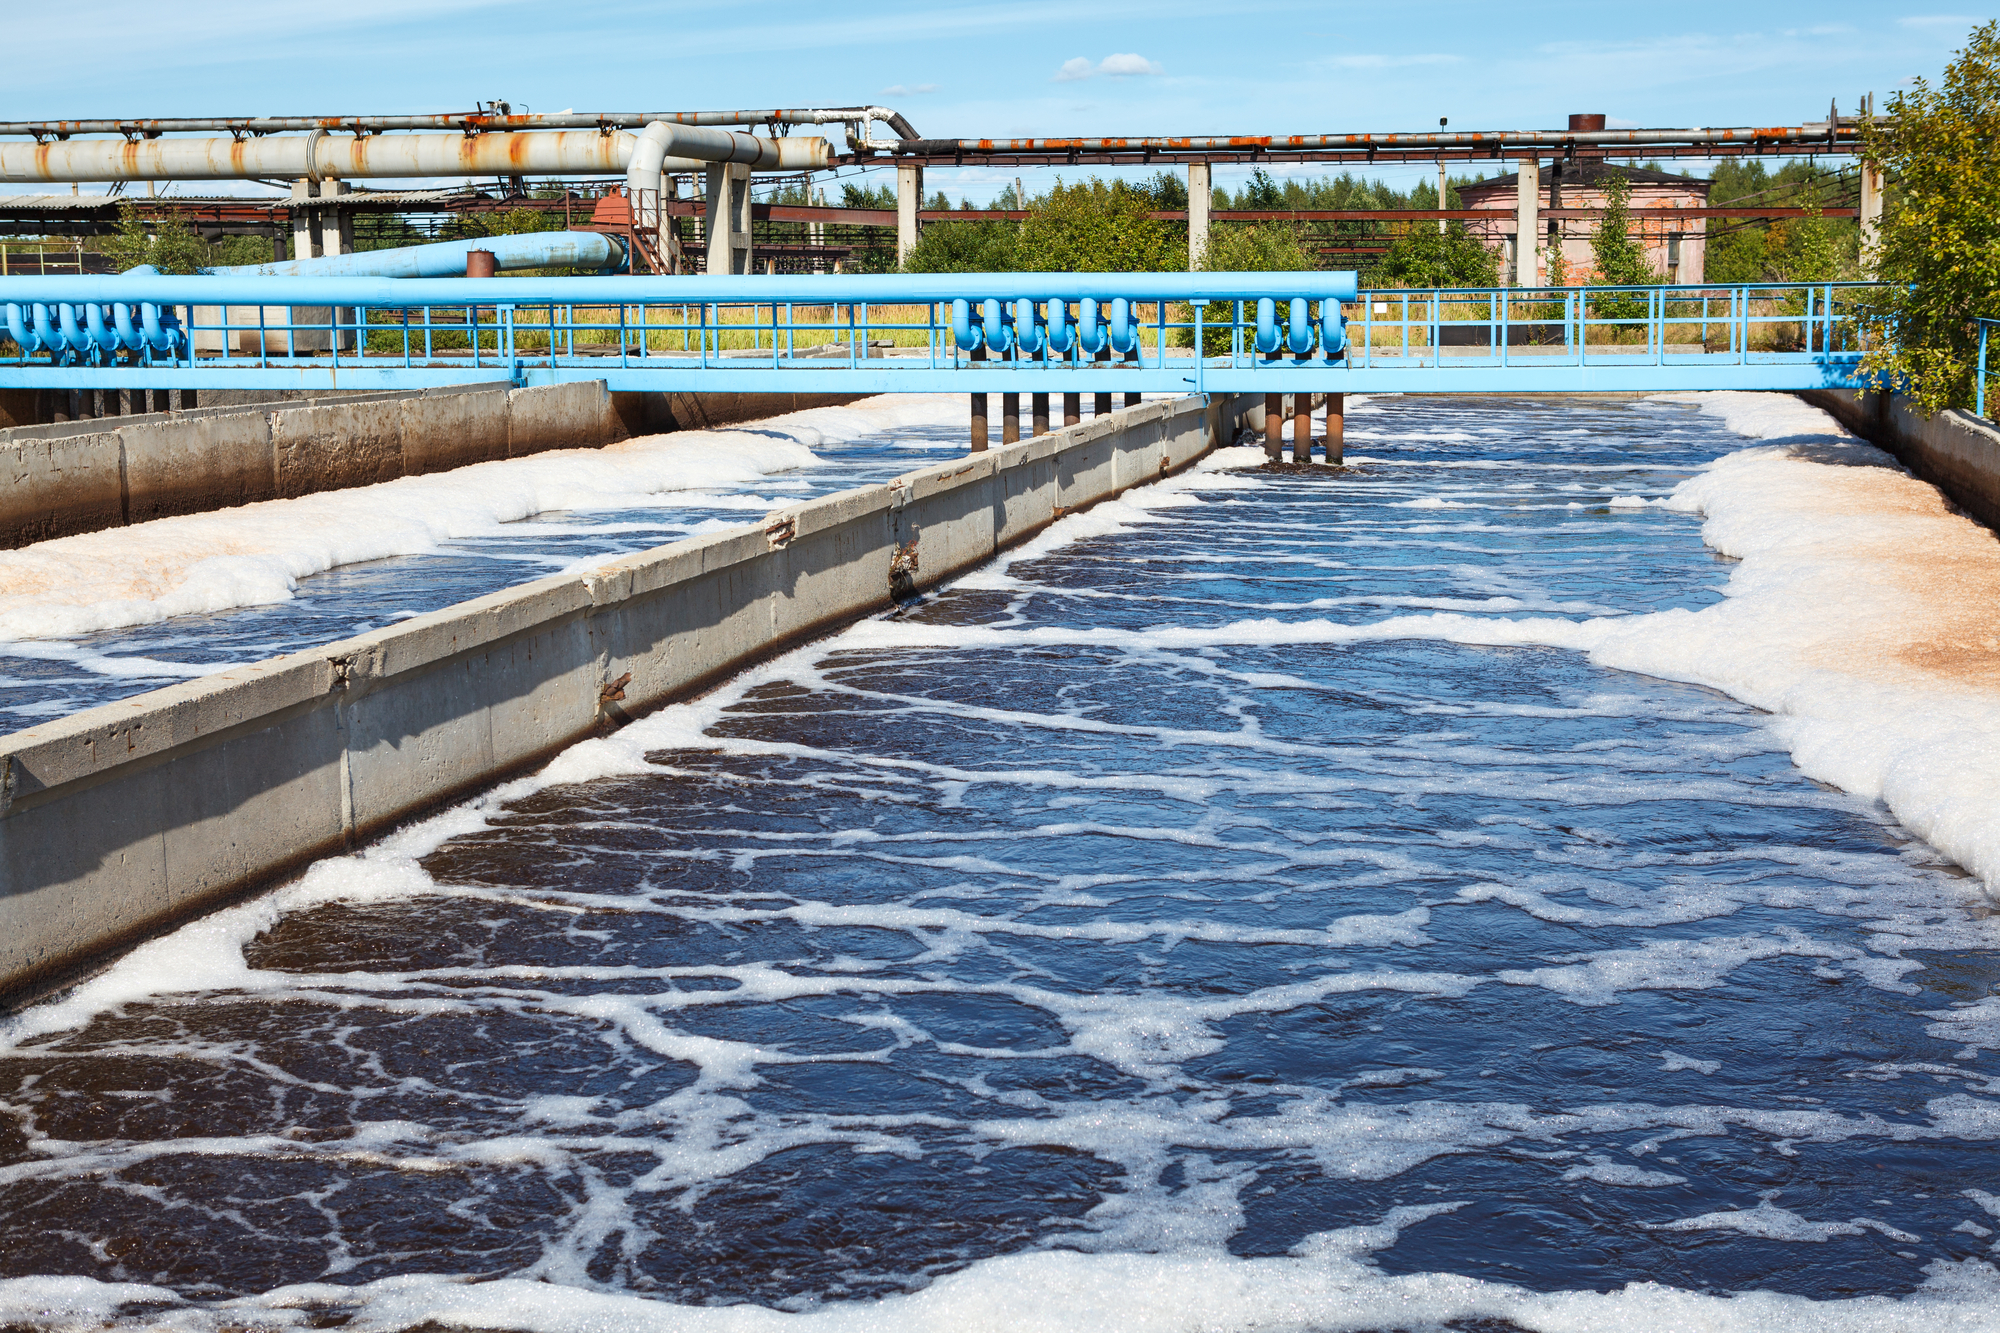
[100,201,209,274]
[900,220,1019,273]
[1374,222,1499,288]
[1014,177,1184,272]
[1587,174,1655,323]
[1859,20,2000,414]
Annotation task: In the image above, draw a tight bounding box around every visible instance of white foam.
[4,1242,2000,1332]
[0,394,966,642]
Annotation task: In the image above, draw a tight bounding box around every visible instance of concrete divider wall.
[0,385,870,549]
[0,392,1256,1004]
[1802,389,2000,533]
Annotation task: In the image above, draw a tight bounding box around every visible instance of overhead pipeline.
[0,107,918,140]
[0,128,831,184]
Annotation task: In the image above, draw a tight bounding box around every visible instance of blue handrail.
[1978,318,1999,420]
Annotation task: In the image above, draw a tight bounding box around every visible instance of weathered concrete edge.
[0,392,1257,1007]
[1801,389,2000,534]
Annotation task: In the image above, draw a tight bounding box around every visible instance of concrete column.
[1002,392,1020,444]
[1264,392,1283,462]
[1325,393,1344,465]
[1437,160,1449,234]
[1188,160,1211,269]
[289,179,317,259]
[1294,394,1313,462]
[706,163,753,275]
[1031,392,1049,437]
[897,163,923,267]
[1062,392,1081,427]
[318,180,351,258]
[1859,162,1885,275]
[1514,158,1540,286]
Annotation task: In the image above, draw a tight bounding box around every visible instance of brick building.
[1458,159,1712,285]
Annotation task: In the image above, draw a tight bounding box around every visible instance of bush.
[1372,222,1499,288]
[900,220,1019,273]
[1183,223,1315,354]
[1015,177,1184,273]
[100,201,209,274]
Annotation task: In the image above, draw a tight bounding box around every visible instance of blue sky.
[0,1,1985,201]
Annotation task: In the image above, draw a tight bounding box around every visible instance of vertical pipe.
[1294,392,1313,463]
[1124,345,1140,406]
[1264,392,1282,463]
[1062,392,1080,427]
[1002,392,1020,444]
[1031,392,1049,437]
[1325,392,1344,465]
[1187,161,1211,270]
[1515,157,1539,286]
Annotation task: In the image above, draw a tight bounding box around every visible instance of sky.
[0,1,1985,202]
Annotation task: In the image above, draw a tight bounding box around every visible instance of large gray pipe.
[0,127,831,184]
[207,231,626,277]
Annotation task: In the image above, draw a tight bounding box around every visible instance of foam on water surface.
[2,393,1999,1333]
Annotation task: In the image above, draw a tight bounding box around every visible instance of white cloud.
[881,84,940,96]
[1606,116,1641,129]
[1898,13,1980,26]
[1053,52,1162,81]
[1329,52,1464,68]
[1098,52,1163,76]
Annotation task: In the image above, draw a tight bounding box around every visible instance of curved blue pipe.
[981,298,1013,355]
[1321,301,1347,359]
[5,304,37,354]
[1287,299,1314,356]
[1076,298,1104,355]
[1046,298,1074,355]
[1014,298,1043,356]
[951,298,978,352]
[1254,298,1280,355]
[1109,298,1135,354]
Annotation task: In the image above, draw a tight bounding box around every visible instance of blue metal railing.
[0,273,1879,397]
[1978,318,2000,420]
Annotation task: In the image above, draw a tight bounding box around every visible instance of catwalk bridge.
[0,272,1875,400]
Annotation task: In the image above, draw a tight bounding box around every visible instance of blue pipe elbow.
[5,304,36,353]
[1109,298,1135,354]
[1077,298,1105,355]
[1254,298,1281,355]
[1046,298,1074,355]
[1321,302,1347,359]
[1287,299,1314,355]
[981,298,1013,355]
[1014,298,1044,356]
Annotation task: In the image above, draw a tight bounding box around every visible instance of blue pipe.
[981,298,1013,355]
[1014,298,1043,356]
[1077,298,1105,355]
[951,298,977,352]
[1321,302,1347,359]
[0,271,1361,309]
[208,231,628,278]
[1254,298,1280,355]
[1286,299,1313,356]
[1109,298,1136,354]
[1046,298,1074,355]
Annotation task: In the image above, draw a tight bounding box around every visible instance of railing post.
[1980,321,1989,420]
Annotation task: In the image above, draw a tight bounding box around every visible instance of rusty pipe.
[0,128,830,184]
[0,108,920,139]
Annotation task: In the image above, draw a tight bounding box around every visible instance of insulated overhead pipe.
[0,127,830,183]
[0,107,917,139]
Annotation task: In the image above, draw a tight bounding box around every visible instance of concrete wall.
[1802,390,2000,534]
[0,385,868,549]
[0,392,1257,1005]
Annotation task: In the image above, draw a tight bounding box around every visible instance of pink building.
[1458,159,1712,285]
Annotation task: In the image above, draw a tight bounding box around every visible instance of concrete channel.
[0,390,1260,1004]
[0,382,867,548]
[1804,388,2000,534]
